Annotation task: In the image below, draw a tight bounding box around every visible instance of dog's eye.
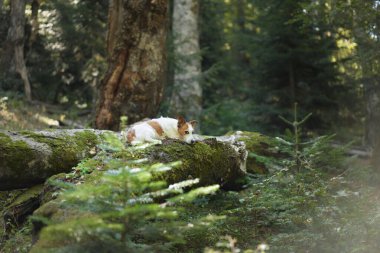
[185,131,189,134]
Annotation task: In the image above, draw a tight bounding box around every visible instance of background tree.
[199,0,257,134]
[0,0,378,153]
[29,0,40,48]
[169,0,202,122]
[307,0,380,164]
[1,0,32,101]
[250,0,341,133]
[95,0,169,130]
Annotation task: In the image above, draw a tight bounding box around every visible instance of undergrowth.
[30,133,220,253]
[182,132,380,253]
[2,128,379,253]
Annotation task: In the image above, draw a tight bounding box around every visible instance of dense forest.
[1,0,380,252]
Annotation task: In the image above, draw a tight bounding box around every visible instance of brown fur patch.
[147,120,164,136]
[189,120,197,128]
[177,116,186,128]
[127,129,136,143]
[178,123,189,138]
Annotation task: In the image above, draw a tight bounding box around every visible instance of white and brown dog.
[125,116,197,145]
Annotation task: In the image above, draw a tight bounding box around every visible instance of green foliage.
[252,0,343,133]
[201,100,257,136]
[0,220,33,253]
[278,103,313,171]
[277,130,346,174]
[31,0,107,103]
[0,0,108,105]
[69,158,102,177]
[196,0,376,139]
[31,133,220,253]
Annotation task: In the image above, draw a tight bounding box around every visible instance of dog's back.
[125,116,197,145]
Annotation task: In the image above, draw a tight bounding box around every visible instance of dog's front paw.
[154,140,162,145]
[146,139,162,145]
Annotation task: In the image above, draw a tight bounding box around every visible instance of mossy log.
[146,138,247,190]
[0,129,282,191]
[0,129,108,190]
[1,130,283,252]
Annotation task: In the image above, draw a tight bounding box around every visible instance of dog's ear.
[189,120,198,128]
[177,115,186,128]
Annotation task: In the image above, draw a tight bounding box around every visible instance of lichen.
[230,131,285,174]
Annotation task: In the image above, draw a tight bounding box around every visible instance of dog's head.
[177,116,197,144]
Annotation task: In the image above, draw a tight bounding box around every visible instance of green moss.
[22,130,100,173]
[148,139,246,190]
[3,185,44,230]
[6,184,44,209]
[0,133,39,180]
[73,131,101,151]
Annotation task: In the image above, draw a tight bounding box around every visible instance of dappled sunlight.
[1,0,380,252]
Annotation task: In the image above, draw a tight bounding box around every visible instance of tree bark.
[29,0,40,48]
[365,85,380,170]
[95,0,169,131]
[169,0,202,122]
[6,0,32,101]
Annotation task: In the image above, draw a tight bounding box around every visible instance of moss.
[2,185,44,233]
[148,139,246,190]
[0,189,26,210]
[0,133,42,189]
[6,184,44,209]
[0,133,38,174]
[21,130,100,172]
[73,131,101,152]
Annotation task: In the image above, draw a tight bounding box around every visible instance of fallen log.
[1,135,248,235]
[0,129,280,191]
[0,129,109,190]
[1,130,284,252]
[146,138,247,190]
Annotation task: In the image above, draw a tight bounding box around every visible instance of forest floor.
[178,157,380,252]
[1,96,380,252]
[0,94,91,131]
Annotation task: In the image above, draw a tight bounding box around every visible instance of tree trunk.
[95,0,169,131]
[169,0,202,122]
[29,0,40,48]
[365,85,380,170]
[7,0,32,101]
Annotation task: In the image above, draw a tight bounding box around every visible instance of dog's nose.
[191,139,196,144]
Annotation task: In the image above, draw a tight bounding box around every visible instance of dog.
[125,116,197,145]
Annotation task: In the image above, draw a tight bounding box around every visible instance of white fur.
[127,117,195,145]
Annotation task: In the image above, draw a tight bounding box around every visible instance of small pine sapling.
[278,103,312,172]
